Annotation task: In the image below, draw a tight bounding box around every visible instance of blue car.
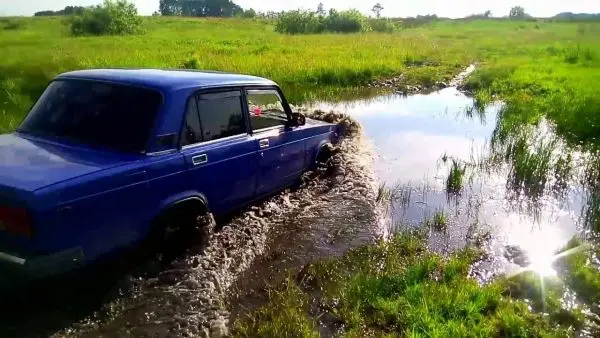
[0,69,338,280]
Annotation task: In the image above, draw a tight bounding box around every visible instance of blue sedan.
[0,69,339,280]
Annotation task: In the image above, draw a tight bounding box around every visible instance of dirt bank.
[368,64,477,95]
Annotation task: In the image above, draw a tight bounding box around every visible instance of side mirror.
[289,112,306,127]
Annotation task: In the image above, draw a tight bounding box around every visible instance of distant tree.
[242,8,257,18]
[265,10,279,20]
[159,0,242,17]
[553,12,600,22]
[484,10,492,18]
[372,3,384,18]
[159,0,180,16]
[34,5,85,16]
[509,6,526,18]
[63,6,85,15]
[317,2,326,16]
[152,11,161,16]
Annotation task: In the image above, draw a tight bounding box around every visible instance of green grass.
[554,237,600,309]
[446,160,466,195]
[234,279,319,338]
[376,182,412,209]
[463,25,600,148]
[234,232,582,337]
[427,210,449,231]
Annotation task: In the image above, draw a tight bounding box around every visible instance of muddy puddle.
[307,87,586,281]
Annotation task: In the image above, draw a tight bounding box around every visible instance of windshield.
[18,79,162,153]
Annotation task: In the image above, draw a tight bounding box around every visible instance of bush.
[242,8,257,19]
[275,9,370,34]
[2,19,25,31]
[324,9,370,33]
[275,10,325,34]
[69,0,142,36]
[370,18,396,33]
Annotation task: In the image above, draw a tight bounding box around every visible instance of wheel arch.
[315,140,334,165]
[147,191,209,230]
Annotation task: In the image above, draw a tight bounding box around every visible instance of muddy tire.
[316,143,340,175]
[141,203,211,263]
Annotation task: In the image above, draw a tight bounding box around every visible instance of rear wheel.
[141,201,211,263]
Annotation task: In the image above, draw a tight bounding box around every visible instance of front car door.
[180,89,258,215]
[246,88,306,196]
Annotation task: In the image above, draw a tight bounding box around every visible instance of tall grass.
[2,18,600,134]
[446,160,466,195]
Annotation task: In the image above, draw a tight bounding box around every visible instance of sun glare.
[527,250,558,277]
[507,222,566,277]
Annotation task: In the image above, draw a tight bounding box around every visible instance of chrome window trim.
[181,133,250,150]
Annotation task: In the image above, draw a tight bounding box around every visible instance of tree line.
[158,0,243,17]
[34,6,85,16]
[30,1,600,22]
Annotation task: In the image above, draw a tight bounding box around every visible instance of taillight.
[0,206,32,238]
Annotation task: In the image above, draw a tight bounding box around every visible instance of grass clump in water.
[234,232,581,337]
[427,209,449,231]
[446,160,466,195]
[376,182,412,210]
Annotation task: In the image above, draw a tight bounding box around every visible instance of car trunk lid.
[0,133,135,193]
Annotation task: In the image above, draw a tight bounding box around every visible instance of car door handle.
[259,139,269,149]
[192,154,208,166]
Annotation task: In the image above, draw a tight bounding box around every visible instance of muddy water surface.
[309,88,584,279]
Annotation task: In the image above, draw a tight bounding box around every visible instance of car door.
[246,88,306,196]
[180,89,258,215]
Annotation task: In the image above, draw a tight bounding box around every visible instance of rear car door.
[246,88,306,196]
[180,89,258,215]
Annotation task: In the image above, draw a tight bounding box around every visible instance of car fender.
[152,190,209,222]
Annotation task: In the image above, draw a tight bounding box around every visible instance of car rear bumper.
[0,247,85,286]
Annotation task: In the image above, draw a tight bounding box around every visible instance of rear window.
[18,80,162,153]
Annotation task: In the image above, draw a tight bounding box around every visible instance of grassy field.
[1,16,599,135]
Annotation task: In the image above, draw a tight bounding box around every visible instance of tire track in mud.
[52,111,381,337]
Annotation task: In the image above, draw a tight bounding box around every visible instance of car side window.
[197,91,246,141]
[247,89,288,131]
[181,96,202,146]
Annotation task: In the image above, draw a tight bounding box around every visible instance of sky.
[0,0,598,18]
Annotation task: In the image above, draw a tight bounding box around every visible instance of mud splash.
[228,129,381,323]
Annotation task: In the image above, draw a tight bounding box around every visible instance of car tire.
[140,203,210,264]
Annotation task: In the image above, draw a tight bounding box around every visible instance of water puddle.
[309,87,584,279]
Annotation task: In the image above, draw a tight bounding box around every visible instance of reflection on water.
[309,87,584,276]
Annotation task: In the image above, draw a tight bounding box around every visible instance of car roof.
[56,69,277,91]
